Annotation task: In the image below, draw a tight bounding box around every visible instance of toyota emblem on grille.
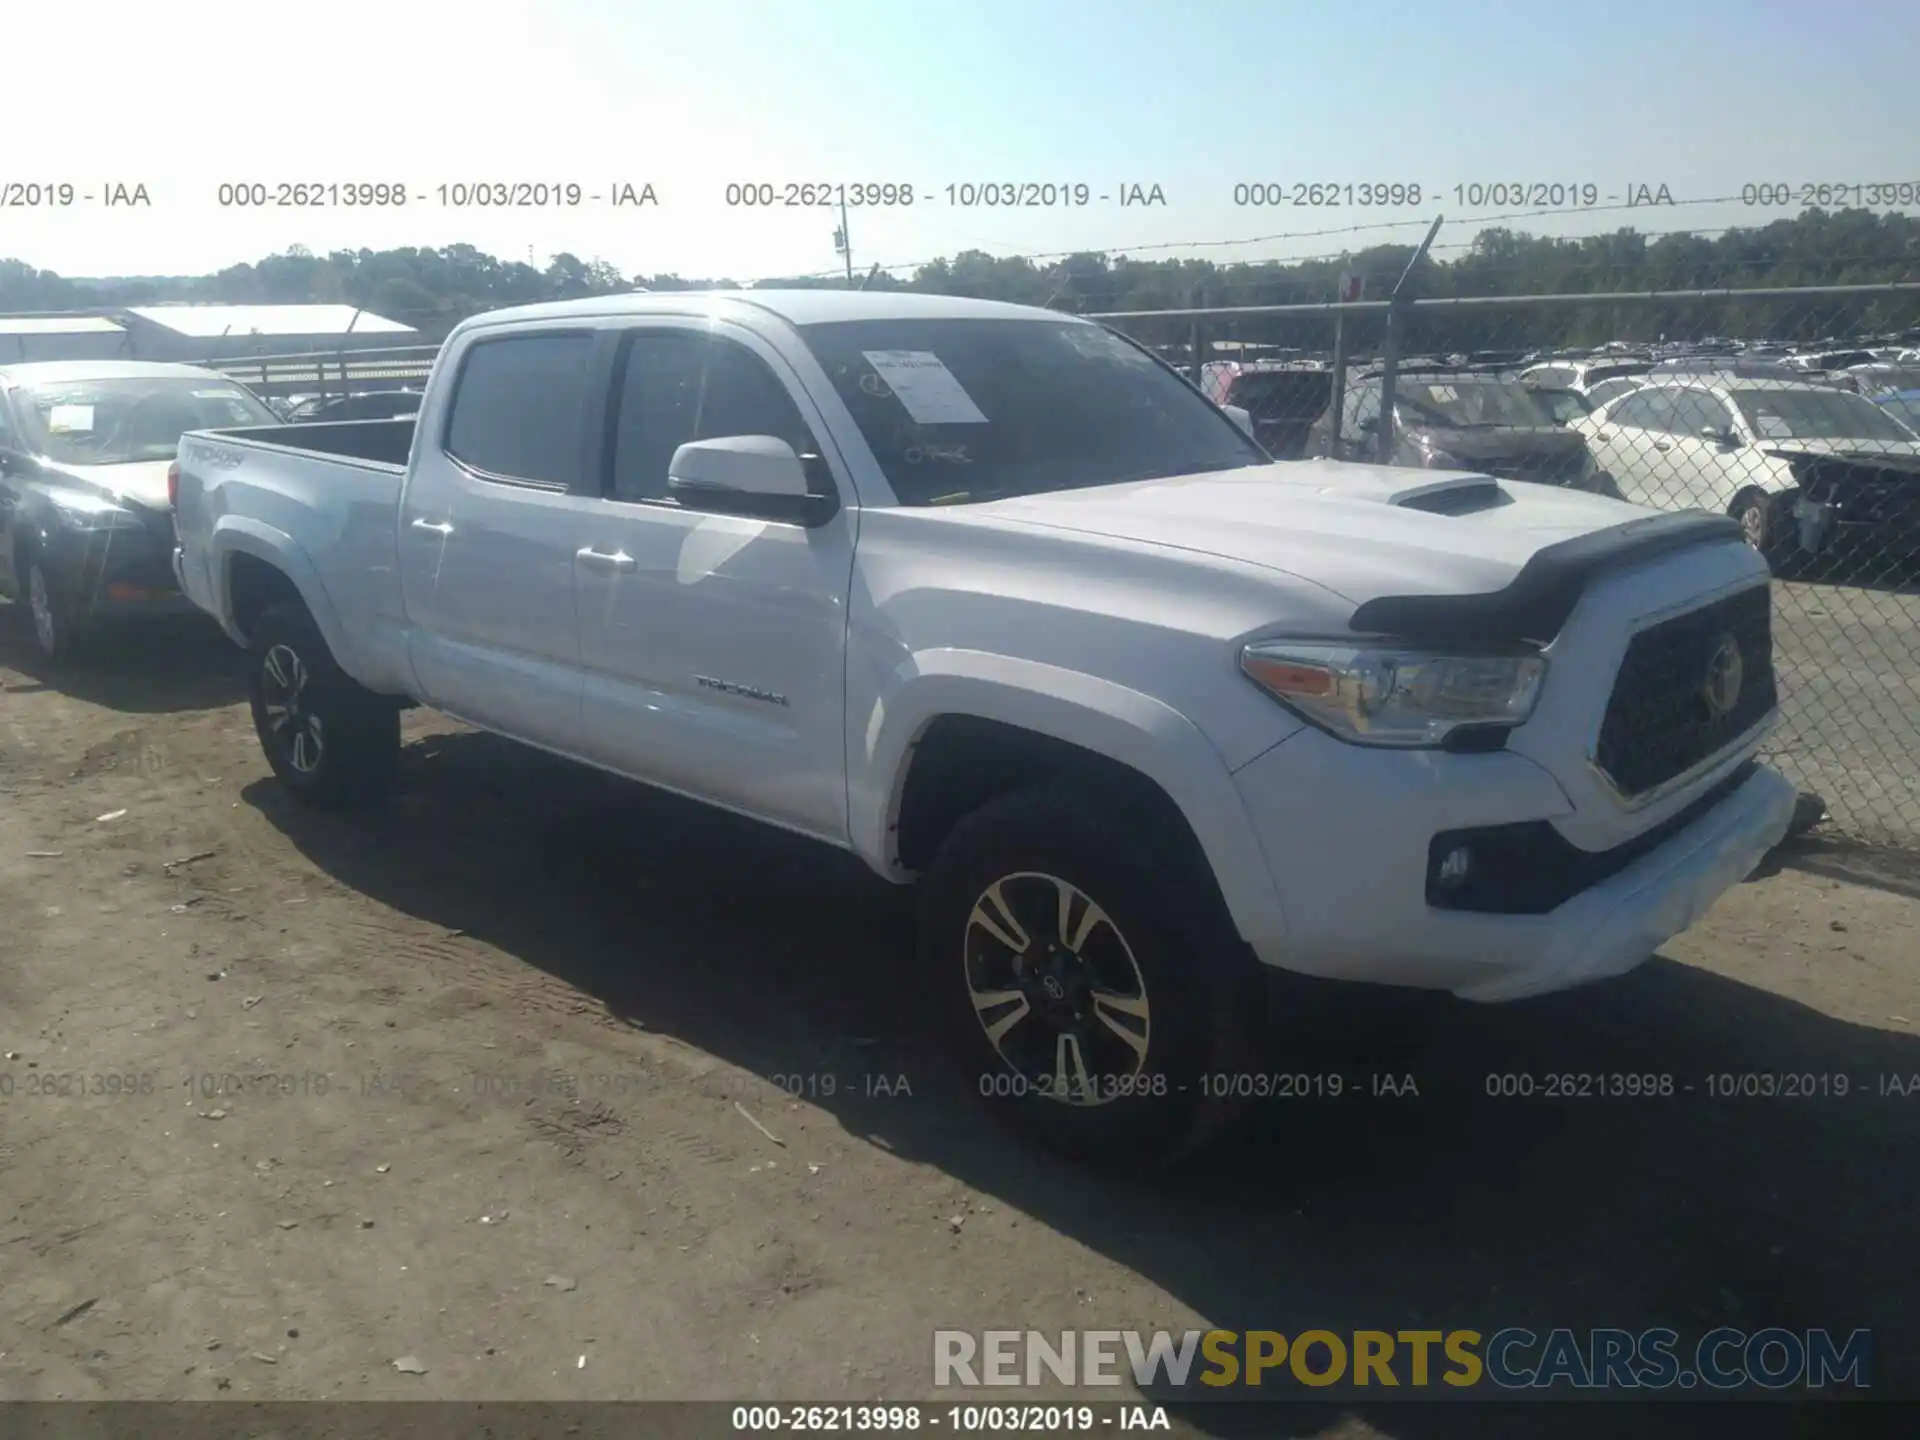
[1703,633,1744,719]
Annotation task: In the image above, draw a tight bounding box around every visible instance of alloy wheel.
[963,870,1152,1107]
[260,643,325,774]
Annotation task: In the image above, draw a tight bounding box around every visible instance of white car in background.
[1572,378,1920,555]
[1517,357,1652,400]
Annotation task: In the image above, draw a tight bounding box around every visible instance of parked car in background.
[1517,357,1652,397]
[1198,361,1332,459]
[1649,356,1813,383]
[170,289,1800,1166]
[1307,368,1598,486]
[1841,363,1920,399]
[1874,389,1920,436]
[1788,349,1879,374]
[1583,375,1646,410]
[1573,378,1920,558]
[285,389,425,423]
[0,361,280,661]
[1520,385,1591,425]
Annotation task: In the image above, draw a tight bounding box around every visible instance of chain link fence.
[1095,274,1920,851]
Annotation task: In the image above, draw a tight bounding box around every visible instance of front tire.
[1731,488,1789,566]
[248,602,399,807]
[21,556,79,665]
[919,787,1258,1170]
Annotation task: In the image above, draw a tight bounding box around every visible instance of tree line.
[3,207,1916,353]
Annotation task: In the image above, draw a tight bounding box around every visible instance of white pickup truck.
[172,290,1798,1165]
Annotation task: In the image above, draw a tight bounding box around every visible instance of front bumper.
[1793,488,1920,558]
[1229,725,1797,1002]
[41,522,194,621]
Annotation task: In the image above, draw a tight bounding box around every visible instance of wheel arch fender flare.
[211,515,357,672]
[852,648,1288,946]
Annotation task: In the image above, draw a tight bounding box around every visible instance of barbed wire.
[755,192,1884,285]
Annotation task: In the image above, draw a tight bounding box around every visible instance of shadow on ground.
[247,730,1917,1439]
[0,602,245,714]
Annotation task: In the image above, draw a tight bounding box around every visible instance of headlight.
[45,488,143,532]
[1240,640,1548,747]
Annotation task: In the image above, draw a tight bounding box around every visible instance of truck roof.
[455,289,1084,333]
[0,359,236,384]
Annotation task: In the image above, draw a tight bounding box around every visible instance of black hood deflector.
[1348,510,1745,647]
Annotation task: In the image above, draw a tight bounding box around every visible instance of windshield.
[1533,389,1589,423]
[1877,397,1920,436]
[1850,365,1920,395]
[1397,378,1554,428]
[795,317,1268,505]
[17,376,277,465]
[1731,388,1916,443]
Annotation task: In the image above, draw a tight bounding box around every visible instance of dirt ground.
[2,612,1917,1439]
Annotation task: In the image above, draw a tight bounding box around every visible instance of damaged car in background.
[0,361,280,662]
[1307,367,1601,487]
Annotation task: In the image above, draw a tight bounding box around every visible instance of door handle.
[576,547,637,572]
[410,518,454,535]
[1652,440,1672,452]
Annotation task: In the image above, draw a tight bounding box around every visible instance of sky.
[9,0,1918,285]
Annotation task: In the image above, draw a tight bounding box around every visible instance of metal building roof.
[123,304,416,337]
[0,315,127,335]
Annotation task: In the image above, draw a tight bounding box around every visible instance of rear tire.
[248,602,399,807]
[918,786,1259,1171]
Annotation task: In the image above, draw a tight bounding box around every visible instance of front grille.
[1593,585,1776,799]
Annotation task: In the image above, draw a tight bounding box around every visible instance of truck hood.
[46,460,173,511]
[976,460,1675,607]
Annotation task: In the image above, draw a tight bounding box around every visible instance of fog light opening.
[1435,844,1474,889]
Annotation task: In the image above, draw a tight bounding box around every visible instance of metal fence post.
[1375,215,1444,464]
[1327,270,1352,460]
[1189,285,1206,384]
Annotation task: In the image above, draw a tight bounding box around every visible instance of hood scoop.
[1314,471,1511,516]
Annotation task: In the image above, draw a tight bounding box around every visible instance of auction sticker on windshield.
[48,404,95,432]
[861,350,989,424]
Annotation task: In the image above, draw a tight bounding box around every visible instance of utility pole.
[835,197,854,287]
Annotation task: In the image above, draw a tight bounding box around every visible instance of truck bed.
[195,416,417,469]
[173,417,418,696]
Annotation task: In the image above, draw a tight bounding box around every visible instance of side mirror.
[1221,403,1255,439]
[667,435,839,526]
[1699,426,1737,448]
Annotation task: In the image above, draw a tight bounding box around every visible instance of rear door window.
[444,333,595,486]
[1608,388,1674,432]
